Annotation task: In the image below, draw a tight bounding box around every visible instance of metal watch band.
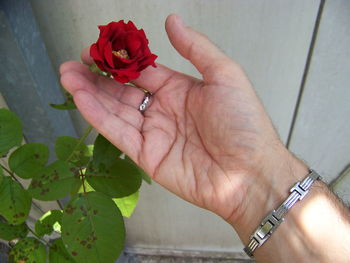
[243,169,321,258]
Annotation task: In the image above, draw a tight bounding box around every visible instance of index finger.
[80,47,178,93]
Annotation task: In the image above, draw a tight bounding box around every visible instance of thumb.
[165,14,233,84]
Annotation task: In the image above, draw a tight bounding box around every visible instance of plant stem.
[80,168,87,194]
[28,227,51,247]
[82,176,87,194]
[0,164,21,183]
[65,125,93,162]
[28,227,69,259]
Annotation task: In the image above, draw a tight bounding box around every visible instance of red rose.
[90,20,157,83]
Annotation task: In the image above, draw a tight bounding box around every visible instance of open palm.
[60,15,281,221]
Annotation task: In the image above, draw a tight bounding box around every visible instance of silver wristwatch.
[243,169,321,258]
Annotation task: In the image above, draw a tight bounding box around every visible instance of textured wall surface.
[0,2,77,152]
[288,0,350,183]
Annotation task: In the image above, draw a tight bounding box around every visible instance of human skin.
[60,14,350,262]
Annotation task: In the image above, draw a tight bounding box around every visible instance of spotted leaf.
[55,136,91,167]
[125,155,151,184]
[50,89,76,110]
[87,159,142,198]
[92,134,122,168]
[9,237,46,263]
[62,192,125,263]
[9,143,49,179]
[49,238,75,263]
[28,160,80,201]
[35,209,63,237]
[0,221,28,241]
[0,176,31,225]
[0,108,22,156]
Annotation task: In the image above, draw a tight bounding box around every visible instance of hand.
[60,14,296,227]
[61,14,350,263]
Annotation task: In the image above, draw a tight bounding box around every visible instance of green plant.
[0,89,150,262]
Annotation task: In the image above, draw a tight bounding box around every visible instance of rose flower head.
[90,20,157,83]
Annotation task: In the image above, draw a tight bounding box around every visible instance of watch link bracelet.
[243,169,321,258]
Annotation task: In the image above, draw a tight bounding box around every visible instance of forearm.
[227,148,350,262]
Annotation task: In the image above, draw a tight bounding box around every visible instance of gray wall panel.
[289,0,350,183]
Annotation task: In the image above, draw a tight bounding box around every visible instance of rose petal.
[103,42,115,68]
[90,20,157,83]
[99,24,112,39]
[138,29,149,44]
[113,55,135,68]
[125,33,142,56]
[112,74,129,83]
[111,36,125,52]
[97,37,109,55]
[95,61,107,72]
[110,22,123,41]
[125,21,138,32]
[138,54,158,70]
[90,43,103,62]
[112,66,140,82]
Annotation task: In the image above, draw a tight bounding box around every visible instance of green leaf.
[56,136,91,167]
[0,108,22,156]
[49,238,75,263]
[113,191,139,218]
[35,210,63,237]
[89,64,108,76]
[93,134,121,168]
[141,172,152,184]
[9,143,49,179]
[0,176,31,224]
[9,237,46,263]
[28,160,80,201]
[126,156,152,184]
[50,89,77,110]
[87,144,94,157]
[0,221,28,241]
[62,192,125,263]
[70,179,83,196]
[78,180,94,193]
[78,180,140,210]
[87,159,142,198]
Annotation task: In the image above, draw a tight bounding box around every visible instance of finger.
[81,47,94,65]
[60,63,146,109]
[60,60,97,83]
[60,68,97,95]
[81,46,178,93]
[60,60,124,98]
[130,63,177,93]
[165,14,234,84]
[73,89,142,161]
[60,70,144,129]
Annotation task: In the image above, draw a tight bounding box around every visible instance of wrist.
[223,144,350,262]
[226,145,309,244]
